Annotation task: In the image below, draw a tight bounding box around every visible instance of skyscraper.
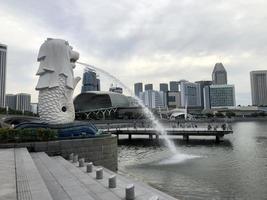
[212,63,227,85]
[0,44,7,108]
[204,85,235,108]
[144,84,153,91]
[5,94,16,110]
[195,80,212,108]
[180,81,201,108]
[139,90,165,109]
[134,82,143,97]
[159,83,168,92]
[250,70,267,106]
[81,70,100,92]
[169,81,179,92]
[159,83,168,107]
[16,93,31,112]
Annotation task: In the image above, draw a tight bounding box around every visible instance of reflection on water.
[118,121,267,200]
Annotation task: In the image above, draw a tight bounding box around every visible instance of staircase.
[0,148,177,200]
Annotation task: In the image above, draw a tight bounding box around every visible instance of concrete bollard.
[86,162,93,173]
[96,168,103,179]
[108,175,116,188]
[73,154,78,163]
[125,184,135,200]
[149,196,159,200]
[79,158,85,167]
[69,153,74,161]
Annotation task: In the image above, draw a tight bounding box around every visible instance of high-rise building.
[204,85,235,108]
[180,81,201,108]
[159,83,168,107]
[167,91,181,109]
[139,90,165,109]
[0,44,7,108]
[169,81,179,92]
[144,84,153,91]
[159,83,168,92]
[212,63,227,85]
[16,93,31,112]
[134,82,143,97]
[81,70,100,92]
[195,80,212,108]
[250,70,267,106]
[5,94,16,110]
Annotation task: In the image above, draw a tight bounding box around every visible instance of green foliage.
[225,111,236,118]
[215,112,225,118]
[0,107,37,116]
[205,113,214,118]
[0,128,57,143]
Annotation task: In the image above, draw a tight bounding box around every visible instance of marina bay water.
[118,121,267,199]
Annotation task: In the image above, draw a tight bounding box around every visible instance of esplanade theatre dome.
[74,91,130,112]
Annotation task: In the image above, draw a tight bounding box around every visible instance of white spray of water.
[77,62,177,154]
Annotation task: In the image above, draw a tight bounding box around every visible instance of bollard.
[86,162,93,173]
[79,158,85,167]
[96,168,103,179]
[69,153,74,161]
[73,154,78,163]
[149,196,159,200]
[108,175,116,188]
[125,184,135,200]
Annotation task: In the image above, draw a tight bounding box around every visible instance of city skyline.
[1,1,267,105]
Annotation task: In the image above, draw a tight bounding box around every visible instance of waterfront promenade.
[0,148,177,200]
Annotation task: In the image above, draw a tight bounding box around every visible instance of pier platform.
[102,127,233,142]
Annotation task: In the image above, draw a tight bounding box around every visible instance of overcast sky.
[1,0,267,105]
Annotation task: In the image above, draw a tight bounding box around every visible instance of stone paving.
[0,148,177,200]
[0,149,16,200]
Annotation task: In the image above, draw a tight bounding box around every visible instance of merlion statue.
[36,38,81,124]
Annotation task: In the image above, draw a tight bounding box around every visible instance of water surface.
[118,121,267,200]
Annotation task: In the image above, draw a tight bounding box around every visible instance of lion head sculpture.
[35,38,81,124]
[36,38,80,90]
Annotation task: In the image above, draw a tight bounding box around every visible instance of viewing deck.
[102,127,233,142]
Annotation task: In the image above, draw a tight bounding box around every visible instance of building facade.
[195,80,212,109]
[169,81,179,92]
[159,83,168,108]
[139,90,165,109]
[5,94,16,110]
[204,85,235,108]
[16,93,31,112]
[109,86,123,94]
[144,84,153,91]
[134,82,143,97]
[81,70,100,92]
[180,81,201,108]
[167,91,181,109]
[0,44,7,108]
[250,70,267,106]
[212,63,227,85]
[159,83,168,92]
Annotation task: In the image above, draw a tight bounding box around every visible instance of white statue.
[36,38,81,124]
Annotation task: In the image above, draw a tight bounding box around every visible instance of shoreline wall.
[0,135,118,171]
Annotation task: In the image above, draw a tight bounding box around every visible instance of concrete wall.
[0,135,118,171]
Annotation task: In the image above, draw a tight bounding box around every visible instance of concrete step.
[0,148,16,200]
[14,148,53,200]
[31,152,96,200]
[55,156,177,200]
